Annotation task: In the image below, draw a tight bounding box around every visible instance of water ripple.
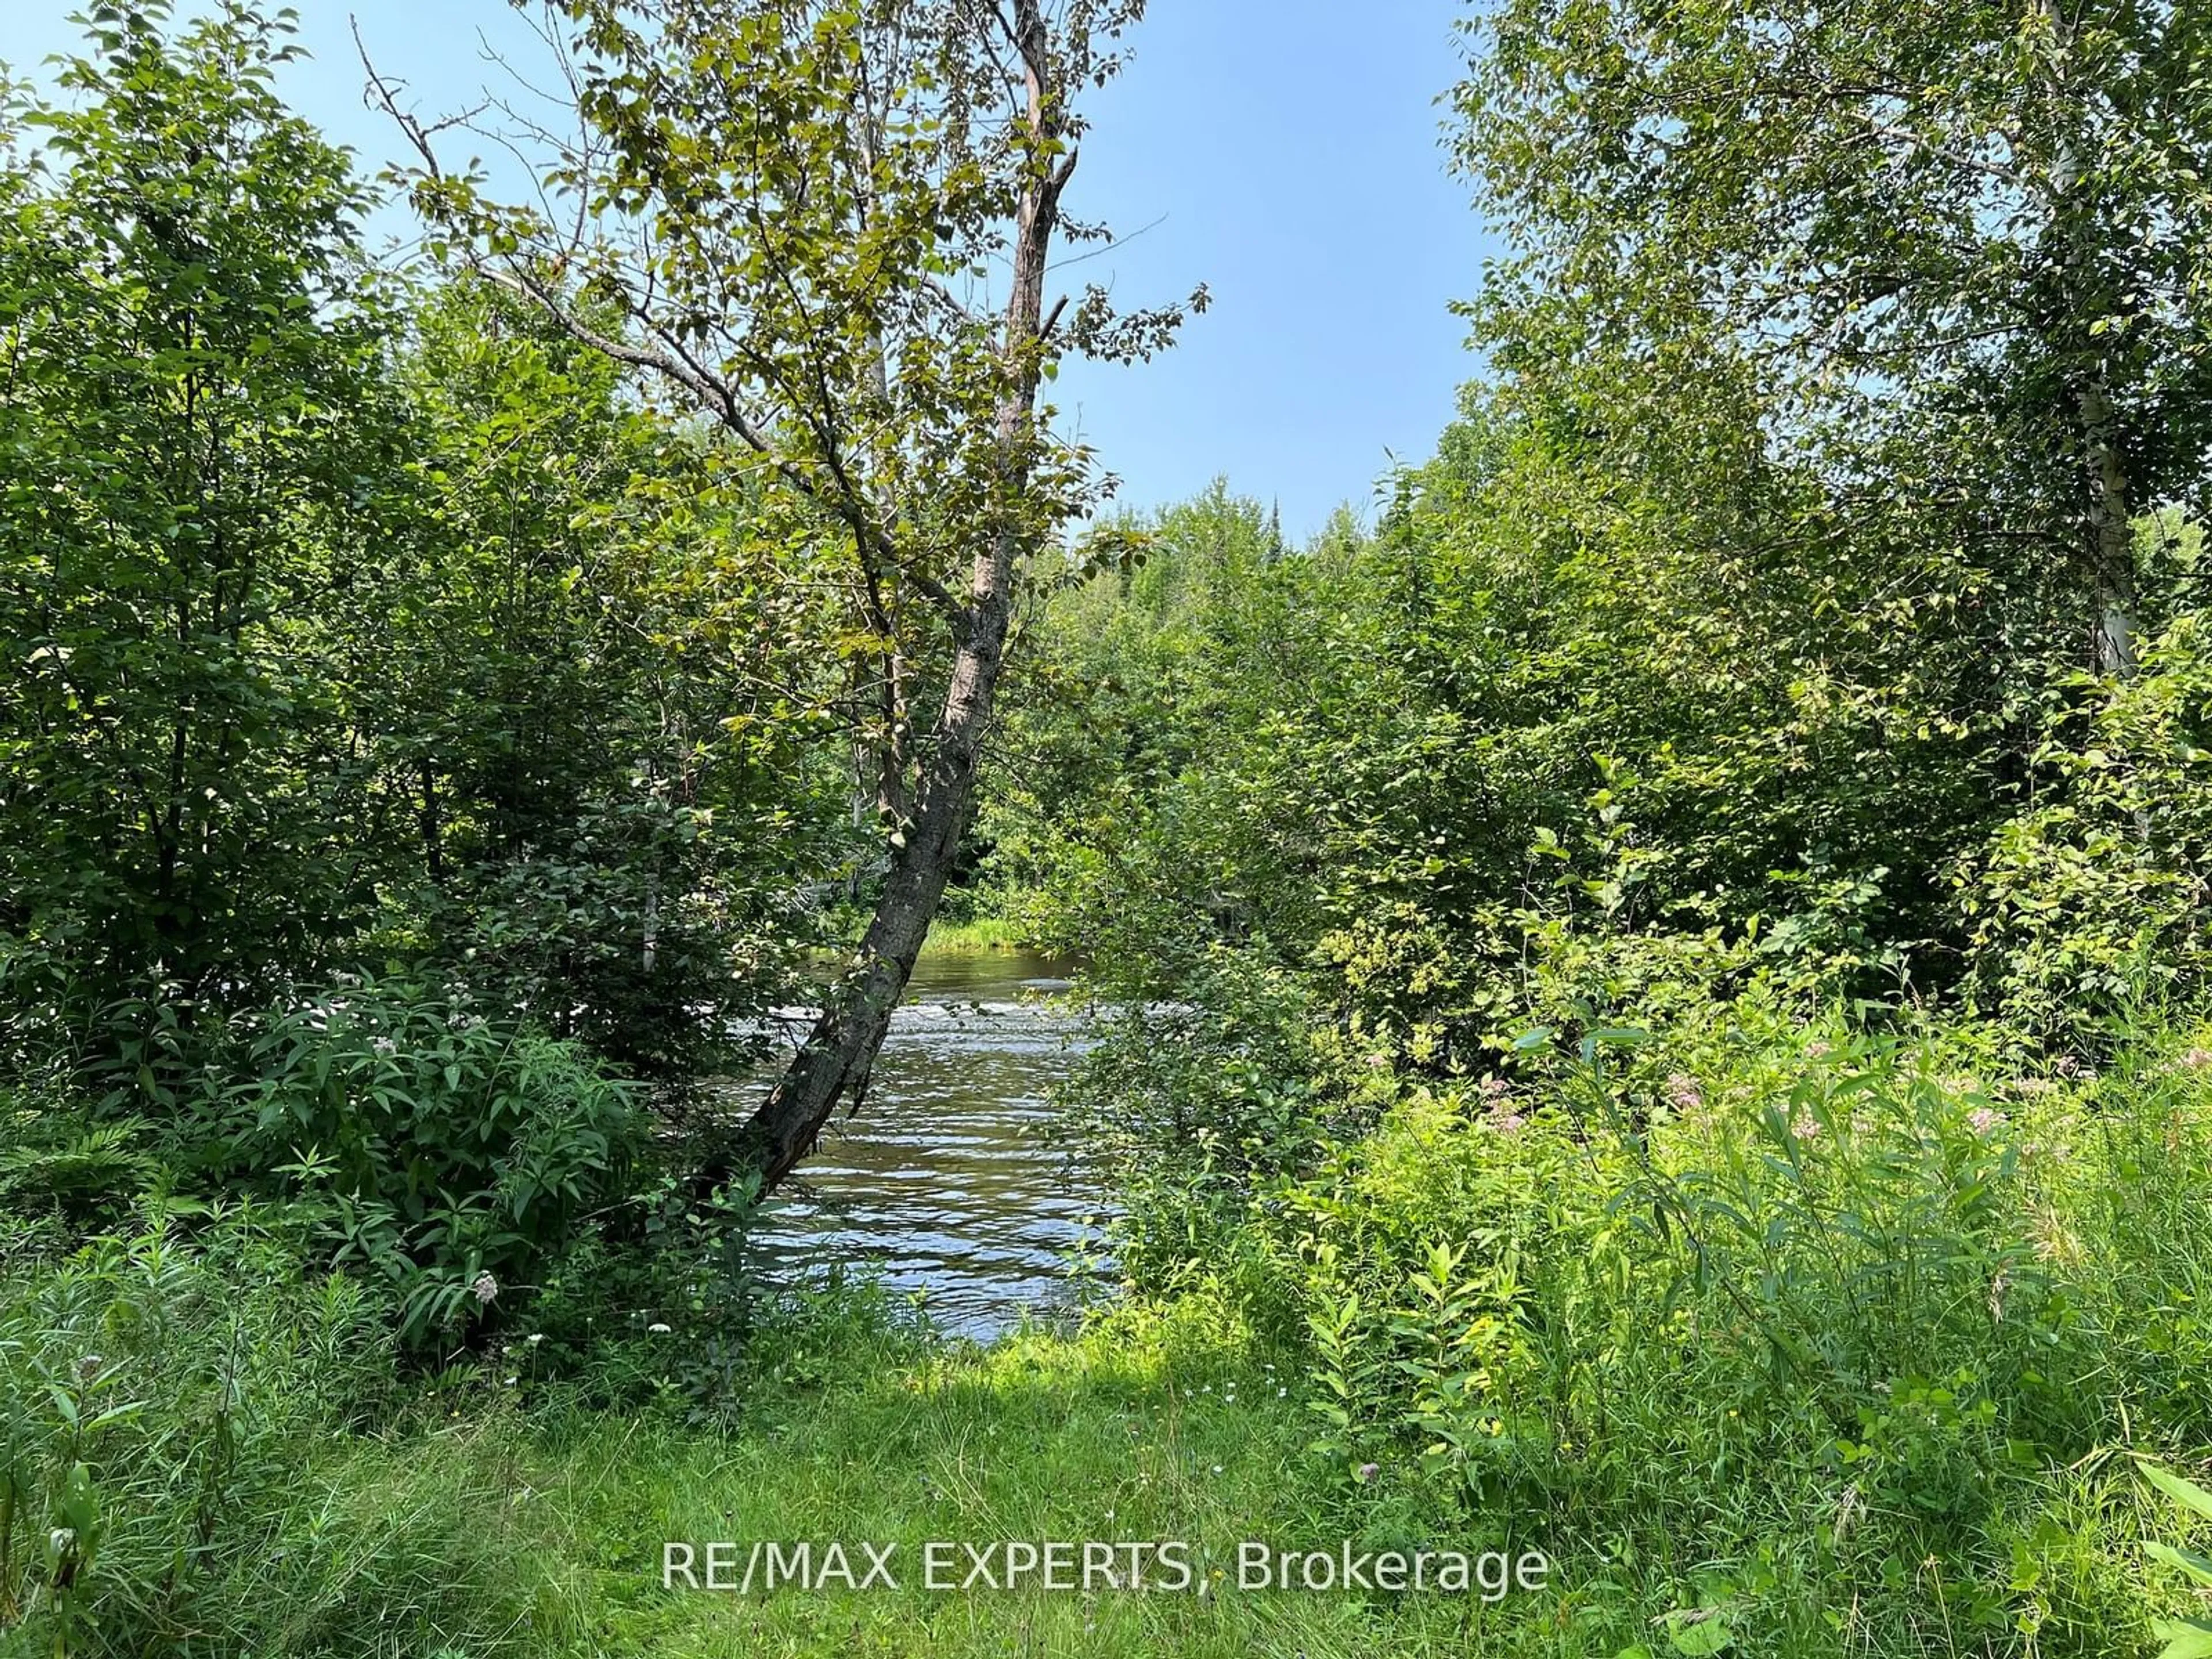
[733,950,1106,1338]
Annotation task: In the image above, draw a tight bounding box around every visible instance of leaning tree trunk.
[722,4,1070,1196]
[730,593,1010,1189]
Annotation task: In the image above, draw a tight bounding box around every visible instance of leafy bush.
[1963,616,2212,1039]
[1075,987,2212,1649]
[0,1095,156,1228]
[206,975,645,1345]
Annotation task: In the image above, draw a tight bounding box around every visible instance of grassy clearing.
[227,1303,1584,1659]
[114,1287,2190,1658]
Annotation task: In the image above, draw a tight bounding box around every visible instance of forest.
[6,1,2212,1654]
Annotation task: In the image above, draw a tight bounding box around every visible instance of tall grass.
[8,1008,2212,1655]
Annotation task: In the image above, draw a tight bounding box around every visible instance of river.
[738,948,1104,1338]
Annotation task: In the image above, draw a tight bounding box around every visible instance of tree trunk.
[717,0,1070,1196]
[2040,0,2139,679]
[2081,377,2139,678]
[732,599,1008,1190]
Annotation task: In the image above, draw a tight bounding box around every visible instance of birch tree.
[373,0,1198,1190]
[1455,0,2212,678]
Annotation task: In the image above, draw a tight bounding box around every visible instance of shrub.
[203,975,645,1346]
[1961,616,2212,1039]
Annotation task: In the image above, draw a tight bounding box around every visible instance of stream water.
[737,949,1104,1338]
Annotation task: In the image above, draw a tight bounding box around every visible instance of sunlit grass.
[920,918,1035,953]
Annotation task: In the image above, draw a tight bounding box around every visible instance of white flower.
[647,1321,672,1335]
[471,1271,498,1305]
[527,1333,545,1347]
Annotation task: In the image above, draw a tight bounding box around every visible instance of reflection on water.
[735,948,1102,1338]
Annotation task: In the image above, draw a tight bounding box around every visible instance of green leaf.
[1661,1612,1733,1656]
[2152,1618,2212,1659]
[2149,1540,2212,1586]
[2144,1463,2212,1522]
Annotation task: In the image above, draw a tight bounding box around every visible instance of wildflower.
[1806,1040,1833,1060]
[527,1333,545,1347]
[1356,1461,1380,1484]
[1277,1386,1289,1397]
[647,1321,672,1335]
[1664,1073,1702,1112]
[2183,1047,2212,1072]
[75,1354,104,1383]
[1789,1111,1821,1142]
[2009,1076,2055,1097]
[471,1271,499,1305]
[1210,1464,1224,1476]
[1967,1106,2006,1137]
[372,1036,397,1056]
[1479,1075,1512,1104]
[1364,1052,1389,1070]
[1491,1111,1528,1134]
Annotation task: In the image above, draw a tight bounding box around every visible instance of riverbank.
[333,1302,1531,1658]
[13,1001,2212,1656]
[919,918,1035,953]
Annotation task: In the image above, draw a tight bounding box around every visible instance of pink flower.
[1490,1112,1528,1134]
[1967,1106,2007,1137]
[1664,1073,1702,1112]
[2181,1047,2212,1072]
[1789,1111,1822,1141]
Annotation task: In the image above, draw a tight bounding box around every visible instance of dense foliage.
[9,1,2212,1656]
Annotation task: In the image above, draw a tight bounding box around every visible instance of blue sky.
[1,2,1498,539]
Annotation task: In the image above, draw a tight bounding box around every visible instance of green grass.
[234,1301,1594,1658]
[919,917,1035,953]
[116,1279,2187,1658]
[15,1007,2212,1656]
